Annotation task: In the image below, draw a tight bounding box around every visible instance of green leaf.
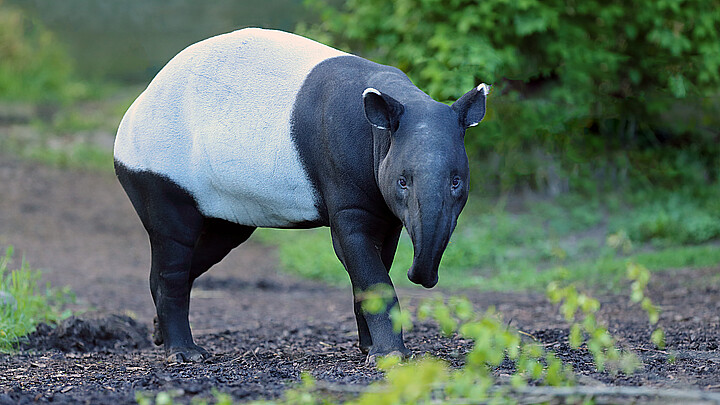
[390,306,413,333]
[668,74,687,98]
[651,328,666,349]
[569,323,583,349]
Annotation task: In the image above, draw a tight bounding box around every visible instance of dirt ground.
[1,154,720,404]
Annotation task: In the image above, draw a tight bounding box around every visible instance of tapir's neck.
[372,127,391,187]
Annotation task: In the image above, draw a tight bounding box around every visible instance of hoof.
[165,345,210,363]
[365,350,410,367]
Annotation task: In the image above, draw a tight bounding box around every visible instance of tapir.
[114,28,489,364]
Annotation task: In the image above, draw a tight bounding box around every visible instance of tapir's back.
[114,28,347,227]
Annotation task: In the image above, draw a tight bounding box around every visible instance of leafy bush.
[0,1,83,102]
[299,0,720,193]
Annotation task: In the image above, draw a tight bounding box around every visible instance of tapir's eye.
[451,176,461,189]
[398,177,408,189]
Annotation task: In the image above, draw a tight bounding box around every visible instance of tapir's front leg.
[349,225,402,354]
[330,210,411,362]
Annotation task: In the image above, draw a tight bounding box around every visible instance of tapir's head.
[363,84,489,288]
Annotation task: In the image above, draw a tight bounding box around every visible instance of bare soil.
[1,154,720,404]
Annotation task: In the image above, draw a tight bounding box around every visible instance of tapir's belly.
[114,28,346,227]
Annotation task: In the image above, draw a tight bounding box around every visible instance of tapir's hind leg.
[151,218,255,351]
[151,219,255,347]
[149,222,207,363]
[116,163,209,362]
[190,218,256,284]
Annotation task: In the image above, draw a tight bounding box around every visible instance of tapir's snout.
[405,207,454,289]
[407,263,440,288]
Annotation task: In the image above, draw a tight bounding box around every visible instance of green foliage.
[136,390,178,405]
[358,284,396,315]
[0,1,86,102]
[626,263,665,348]
[263,278,655,405]
[546,262,665,372]
[136,388,238,405]
[263,296,578,405]
[300,0,720,193]
[0,246,73,351]
[547,281,640,373]
[351,356,449,405]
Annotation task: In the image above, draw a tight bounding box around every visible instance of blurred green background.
[1,0,719,291]
[4,0,311,82]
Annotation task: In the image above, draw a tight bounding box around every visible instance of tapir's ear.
[451,83,490,129]
[363,88,405,132]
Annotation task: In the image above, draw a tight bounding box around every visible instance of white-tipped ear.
[452,83,490,129]
[363,87,382,98]
[477,83,491,96]
[363,87,405,132]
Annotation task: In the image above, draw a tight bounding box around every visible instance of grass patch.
[255,189,720,292]
[0,133,114,172]
[612,189,720,247]
[0,246,73,351]
[23,141,113,172]
[456,244,720,292]
[253,228,348,285]
[0,85,141,172]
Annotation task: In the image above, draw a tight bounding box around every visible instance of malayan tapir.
[114,28,489,364]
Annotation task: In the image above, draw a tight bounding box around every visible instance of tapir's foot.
[165,344,210,363]
[364,347,413,367]
[152,316,164,346]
